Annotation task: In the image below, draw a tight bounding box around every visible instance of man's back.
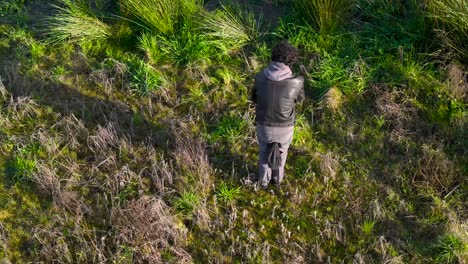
[253,67,304,127]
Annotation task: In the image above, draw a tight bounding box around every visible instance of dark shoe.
[270,177,281,188]
[274,180,281,190]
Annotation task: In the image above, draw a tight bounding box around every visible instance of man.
[252,40,305,189]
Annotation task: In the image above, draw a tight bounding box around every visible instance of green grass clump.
[433,235,466,263]
[46,0,259,65]
[360,220,375,235]
[127,0,257,63]
[120,0,202,36]
[158,26,214,65]
[5,155,36,183]
[4,144,43,184]
[174,191,200,217]
[428,0,468,63]
[47,0,112,48]
[202,3,261,53]
[208,113,248,145]
[0,0,25,16]
[127,58,164,94]
[294,0,354,35]
[216,182,241,203]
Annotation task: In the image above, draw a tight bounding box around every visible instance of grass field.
[0,0,467,263]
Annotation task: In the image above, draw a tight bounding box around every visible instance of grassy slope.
[0,0,467,263]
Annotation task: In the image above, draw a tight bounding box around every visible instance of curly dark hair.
[271,40,298,67]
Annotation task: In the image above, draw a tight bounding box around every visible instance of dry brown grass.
[172,123,216,231]
[34,213,108,263]
[0,223,6,255]
[147,151,176,196]
[447,63,468,102]
[7,96,39,120]
[92,58,128,96]
[445,208,468,262]
[323,86,343,112]
[53,114,88,150]
[32,163,61,197]
[2,63,45,96]
[313,151,340,186]
[111,195,192,263]
[371,84,421,142]
[373,236,405,263]
[0,75,7,101]
[22,111,192,262]
[173,123,214,195]
[88,123,120,154]
[412,144,459,194]
[34,221,75,263]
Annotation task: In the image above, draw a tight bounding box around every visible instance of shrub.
[294,0,354,35]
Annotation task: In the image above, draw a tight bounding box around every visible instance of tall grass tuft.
[120,0,203,36]
[428,0,468,63]
[294,0,354,35]
[201,3,261,53]
[125,0,214,64]
[139,26,214,65]
[47,0,111,47]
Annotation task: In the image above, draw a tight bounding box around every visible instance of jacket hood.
[263,62,293,81]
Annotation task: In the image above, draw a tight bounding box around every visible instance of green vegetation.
[434,235,467,263]
[5,145,39,183]
[47,0,112,46]
[294,0,353,35]
[174,191,200,217]
[428,0,468,62]
[216,182,241,203]
[0,0,466,262]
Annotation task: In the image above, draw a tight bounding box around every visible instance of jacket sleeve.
[251,79,257,104]
[296,81,305,103]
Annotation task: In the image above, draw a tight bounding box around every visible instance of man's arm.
[251,79,257,104]
[296,76,305,103]
[297,84,305,103]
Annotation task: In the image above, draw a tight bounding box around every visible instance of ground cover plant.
[0,0,467,263]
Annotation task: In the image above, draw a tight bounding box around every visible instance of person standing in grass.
[251,40,305,189]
